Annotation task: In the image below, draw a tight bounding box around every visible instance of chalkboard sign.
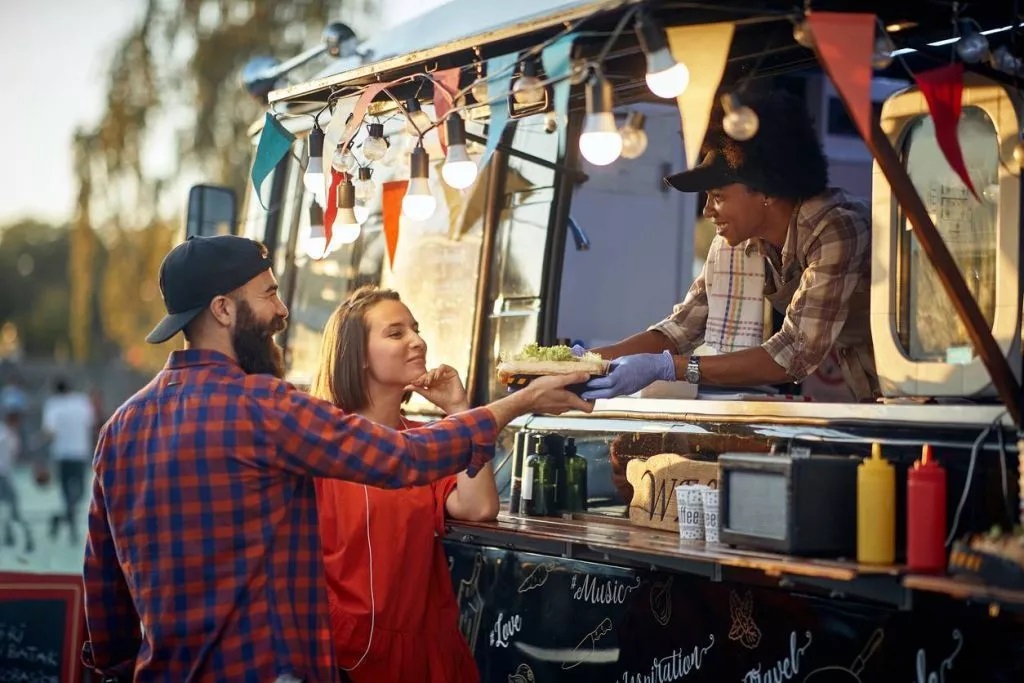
[0,572,85,683]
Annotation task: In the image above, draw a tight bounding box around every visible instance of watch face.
[685,364,700,384]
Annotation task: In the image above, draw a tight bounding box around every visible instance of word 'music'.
[571,574,642,606]
[621,635,715,683]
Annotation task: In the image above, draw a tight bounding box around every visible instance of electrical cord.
[945,410,1009,547]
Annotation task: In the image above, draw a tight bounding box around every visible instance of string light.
[512,58,546,105]
[579,75,622,166]
[619,111,648,159]
[635,11,689,98]
[354,166,375,203]
[955,18,990,64]
[305,200,328,259]
[362,123,388,162]
[721,92,759,141]
[404,98,432,138]
[792,19,815,49]
[441,113,479,189]
[403,145,437,221]
[334,177,362,244]
[331,141,357,173]
[872,32,896,70]
[303,126,326,203]
[471,62,489,104]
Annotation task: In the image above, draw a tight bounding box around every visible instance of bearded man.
[82,235,590,682]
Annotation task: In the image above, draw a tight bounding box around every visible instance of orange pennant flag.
[666,22,735,170]
[381,180,408,269]
[808,12,875,143]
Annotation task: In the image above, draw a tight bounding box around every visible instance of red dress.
[315,419,480,683]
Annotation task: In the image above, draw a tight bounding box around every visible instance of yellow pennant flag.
[666,22,736,169]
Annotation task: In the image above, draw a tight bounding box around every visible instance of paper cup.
[701,487,720,544]
[675,484,706,541]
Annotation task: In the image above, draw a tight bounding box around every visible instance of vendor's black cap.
[146,235,273,344]
[664,150,746,193]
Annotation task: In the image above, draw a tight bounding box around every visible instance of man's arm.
[262,372,591,487]
[82,437,141,678]
[592,263,710,360]
[671,346,791,386]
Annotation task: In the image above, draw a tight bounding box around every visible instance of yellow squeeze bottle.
[857,443,896,564]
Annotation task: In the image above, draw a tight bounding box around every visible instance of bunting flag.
[808,12,875,144]
[480,53,518,172]
[320,169,345,256]
[914,63,980,200]
[339,80,403,151]
[666,23,735,170]
[541,33,578,157]
[381,180,408,269]
[251,113,295,209]
[432,68,461,153]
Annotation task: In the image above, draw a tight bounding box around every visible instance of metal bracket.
[779,572,913,611]
[585,545,723,581]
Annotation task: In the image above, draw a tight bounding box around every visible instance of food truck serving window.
[897,106,999,363]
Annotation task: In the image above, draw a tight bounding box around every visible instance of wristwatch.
[684,356,701,385]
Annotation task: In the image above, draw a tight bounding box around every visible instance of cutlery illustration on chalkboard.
[728,589,762,650]
[508,663,535,683]
[517,563,556,593]
[456,554,485,651]
[562,618,614,670]
[802,628,884,683]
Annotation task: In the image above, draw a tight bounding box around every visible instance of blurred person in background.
[42,377,97,543]
[312,286,497,683]
[0,394,34,553]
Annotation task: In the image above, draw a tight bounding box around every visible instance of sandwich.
[496,343,609,388]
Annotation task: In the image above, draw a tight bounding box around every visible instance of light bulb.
[792,20,815,49]
[512,59,545,105]
[354,166,375,202]
[579,77,621,166]
[471,78,489,105]
[619,111,648,160]
[305,201,328,259]
[404,98,432,137]
[362,123,388,161]
[332,221,361,246]
[636,12,689,98]
[354,204,371,223]
[872,33,895,70]
[721,93,759,141]
[441,114,478,189]
[332,178,362,245]
[955,21,989,64]
[403,146,436,221]
[303,127,326,202]
[331,144,357,173]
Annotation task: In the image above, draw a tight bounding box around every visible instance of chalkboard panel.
[0,572,85,683]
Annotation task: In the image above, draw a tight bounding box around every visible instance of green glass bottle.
[524,435,556,516]
[563,437,588,513]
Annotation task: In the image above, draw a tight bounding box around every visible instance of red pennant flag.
[320,169,345,257]
[808,12,875,144]
[914,63,979,200]
[381,180,408,269]
[432,68,461,154]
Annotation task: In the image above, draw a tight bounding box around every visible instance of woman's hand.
[406,364,470,414]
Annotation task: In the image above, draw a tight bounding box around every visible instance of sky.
[0,0,143,226]
[0,0,453,228]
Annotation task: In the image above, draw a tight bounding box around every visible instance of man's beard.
[232,300,287,378]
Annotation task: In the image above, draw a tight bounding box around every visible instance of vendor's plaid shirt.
[651,188,872,382]
[82,349,497,682]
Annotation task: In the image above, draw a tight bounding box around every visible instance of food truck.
[186,0,1024,679]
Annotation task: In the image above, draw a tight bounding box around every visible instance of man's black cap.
[146,235,273,344]
[664,150,753,193]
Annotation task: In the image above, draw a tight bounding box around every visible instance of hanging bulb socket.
[303,126,327,200]
[309,201,324,230]
[579,76,623,166]
[357,166,374,183]
[404,98,431,136]
[635,11,690,98]
[445,112,468,147]
[410,144,429,180]
[309,126,325,158]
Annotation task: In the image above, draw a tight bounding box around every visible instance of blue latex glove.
[581,351,675,400]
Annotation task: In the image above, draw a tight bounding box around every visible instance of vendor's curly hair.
[706,90,829,200]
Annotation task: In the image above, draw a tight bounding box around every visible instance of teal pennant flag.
[541,33,578,157]
[251,113,295,209]
[479,53,518,173]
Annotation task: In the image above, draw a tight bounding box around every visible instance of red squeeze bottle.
[907,444,947,573]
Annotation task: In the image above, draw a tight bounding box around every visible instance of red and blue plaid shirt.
[82,349,497,682]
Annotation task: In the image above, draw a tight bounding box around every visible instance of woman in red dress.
[311,285,498,683]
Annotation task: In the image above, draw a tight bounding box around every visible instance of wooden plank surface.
[903,574,1024,607]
